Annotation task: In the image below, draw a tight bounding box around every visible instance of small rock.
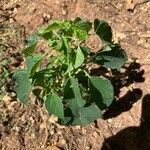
[48,115,58,123]
[50,130,55,135]
[46,145,60,150]
[57,139,66,147]
[3,95,11,105]
[108,119,112,123]
[82,128,87,134]
[40,122,46,129]
[93,131,98,138]
[74,125,81,129]
[9,18,14,23]
[62,9,67,15]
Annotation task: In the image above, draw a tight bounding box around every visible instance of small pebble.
[108,119,112,123]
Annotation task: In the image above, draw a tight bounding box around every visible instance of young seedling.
[13,18,127,125]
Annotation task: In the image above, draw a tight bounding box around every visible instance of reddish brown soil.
[0,0,150,150]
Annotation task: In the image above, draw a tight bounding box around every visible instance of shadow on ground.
[91,59,145,119]
[101,94,150,150]
[103,88,142,119]
[91,59,149,150]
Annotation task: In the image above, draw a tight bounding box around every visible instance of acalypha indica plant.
[13,18,127,125]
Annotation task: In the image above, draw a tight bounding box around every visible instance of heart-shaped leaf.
[45,94,64,119]
[72,103,102,126]
[38,21,61,35]
[64,77,86,115]
[90,76,114,109]
[13,70,32,104]
[93,44,127,69]
[74,17,92,31]
[23,33,38,56]
[26,54,43,76]
[94,19,112,43]
[73,17,91,40]
[61,103,102,126]
[74,46,85,68]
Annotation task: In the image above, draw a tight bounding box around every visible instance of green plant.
[13,18,127,125]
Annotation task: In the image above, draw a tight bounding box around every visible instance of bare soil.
[0,0,150,150]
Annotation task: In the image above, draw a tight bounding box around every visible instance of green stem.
[83,70,90,78]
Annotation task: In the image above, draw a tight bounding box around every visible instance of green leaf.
[30,57,44,76]
[23,33,38,56]
[74,46,85,68]
[32,89,42,98]
[65,62,74,74]
[60,117,73,125]
[45,94,64,119]
[13,70,32,104]
[38,21,61,35]
[23,43,37,57]
[60,37,69,55]
[33,71,46,87]
[74,29,88,40]
[64,77,85,106]
[93,44,127,69]
[60,107,74,125]
[72,103,102,126]
[64,77,86,115]
[90,76,114,109]
[73,18,91,40]
[40,32,53,41]
[74,17,92,31]
[26,54,43,76]
[61,20,72,31]
[80,46,90,57]
[27,33,38,45]
[37,21,61,41]
[94,19,112,43]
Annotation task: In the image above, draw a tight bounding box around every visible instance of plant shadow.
[103,88,142,119]
[91,59,145,118]
[101,94,150,150]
